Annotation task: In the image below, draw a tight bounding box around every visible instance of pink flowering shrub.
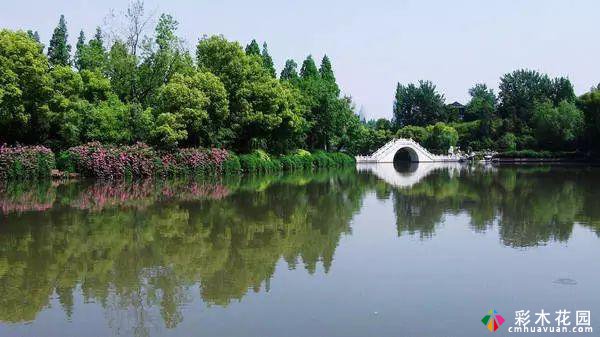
[0,145,55,179]
[67,142,157,179]
[65,142,232,179]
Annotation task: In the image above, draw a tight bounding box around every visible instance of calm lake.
[1,163,599,337]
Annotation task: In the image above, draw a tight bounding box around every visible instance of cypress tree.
[300,55,319,79]
[280,59,299,81]
[319,55,339,94]
[47,14,71,66]
[245,39,260,56]
[26,30,40,43]
[319,55,336,83]
[74,30,86,70]
[261,42,276,77]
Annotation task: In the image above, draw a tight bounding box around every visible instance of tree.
[280,59,299,82]
[261,42,276,77]
[75,27,107,71]
[300,55,319,79]
[136,13,194,105]
[245,39,260,56]
[498,69,553,130]
[74,30,86,70]
[578,88,600,151]
[0,30,52,144]
[551,77,576,105]
[396,125,429,143]
[319,55,339,95]
[47,15,71,66]
[26,30,40,43]
[47,65,84,148]
[124,0,152,57]
[155,71,229,147]
[532,100,583,150]
[105,40,137,102]
[319,55,335,83]
[425,122,458,153]
[393,81,445,127]
[196,35,306,153]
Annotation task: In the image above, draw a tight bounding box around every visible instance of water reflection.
[1,164,600,335]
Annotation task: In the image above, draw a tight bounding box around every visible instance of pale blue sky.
[2,0,599,119]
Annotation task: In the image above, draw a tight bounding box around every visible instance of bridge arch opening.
[393,147,418,163]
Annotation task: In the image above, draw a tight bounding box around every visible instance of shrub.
[497,133,517,151]
[280,149,314,170]
[67,142,232,179]
[239,150,281,173]
[312,151,354,168]
[68,142,157,179]
[396,125,429,143]
[495,150,583,159]
[223,153,241,174]
[0,145,55,180]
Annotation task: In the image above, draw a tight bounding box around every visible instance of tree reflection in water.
[1,165,600,335]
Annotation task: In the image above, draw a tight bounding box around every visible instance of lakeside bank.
[0,143,355,180]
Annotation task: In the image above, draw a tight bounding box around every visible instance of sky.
[2,0,599,120]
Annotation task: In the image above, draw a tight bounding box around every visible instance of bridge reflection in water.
[356,161,486,188]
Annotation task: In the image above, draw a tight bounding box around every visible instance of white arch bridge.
[355,138,463,163]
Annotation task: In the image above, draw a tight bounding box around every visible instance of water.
[1,164,599,337]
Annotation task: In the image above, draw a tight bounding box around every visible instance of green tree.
[396,125,429,143]
[280,59,299,82]
[300,55,319,79]
[137,14,194,105]
[578,88,600,151]
[0,30,52,144]
[74,30,86,70]
[498,69,552,131]
[261,42,276,77]
[245,39,260,56]
[532,100,583,150]
[425,122,458,153]
[47,65,84,148]
[155,71,229,147]
[75,27,106,71]
[196,35,306,153]
[105,40,137,102]
[393,81,445,127]
[47,15,71,66]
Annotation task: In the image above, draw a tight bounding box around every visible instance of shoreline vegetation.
[0,143,355,180]
[1,1,600,180]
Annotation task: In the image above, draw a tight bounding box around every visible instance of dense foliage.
[0,3,360,158]
[2,1,600,160]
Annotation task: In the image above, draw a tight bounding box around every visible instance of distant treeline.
[368,73,600,155]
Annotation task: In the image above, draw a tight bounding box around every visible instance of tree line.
[386,71,600,154]
[2,0,600,157]
[0,1,360,155]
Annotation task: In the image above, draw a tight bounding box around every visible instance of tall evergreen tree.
[280,59,299,81]
[319,55,335,83]
[26,30,40,43]
[47,14,71,66]
[74,30,86,70]
[300,55,319,79]
[319,55,339,95]
[261,42,276,77]
[245,39,260,56]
